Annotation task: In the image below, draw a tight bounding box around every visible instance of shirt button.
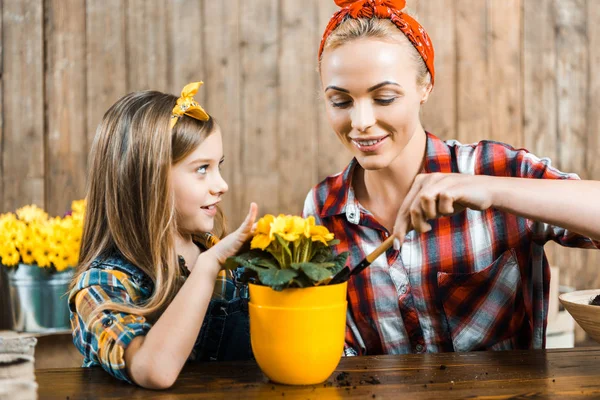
[399,287,407,295]
[102,318,113,328]
[415,344,424,352]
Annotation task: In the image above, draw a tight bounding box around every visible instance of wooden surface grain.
[36,347,600,399]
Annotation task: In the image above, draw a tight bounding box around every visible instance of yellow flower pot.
[248,282,347,385]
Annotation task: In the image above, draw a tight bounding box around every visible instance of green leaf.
[254,257,279,269]
[244,263,273,274]
[224,255,265,271]
[333,251,349,267]
[327,239,341,246]
[224,256,241,271]
[310,244,331,264]
[291,274,313,288]
[294,262,334,283]
[258,268,298,287]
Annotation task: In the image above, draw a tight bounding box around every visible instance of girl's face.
[171,127,228,234]
[320,37,431,171]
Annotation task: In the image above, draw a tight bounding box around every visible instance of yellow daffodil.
[170,82,209,128]
[251,214,275,250]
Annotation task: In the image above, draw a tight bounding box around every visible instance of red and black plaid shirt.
[303,132,599,355]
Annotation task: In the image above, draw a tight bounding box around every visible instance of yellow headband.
[170,81,209,129]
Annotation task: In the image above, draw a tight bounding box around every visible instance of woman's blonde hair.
[72,90,224,321]
[320,16,432,88]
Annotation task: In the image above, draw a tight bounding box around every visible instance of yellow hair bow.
[170,81,209,129]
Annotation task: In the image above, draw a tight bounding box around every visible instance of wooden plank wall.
[1,0,600,296]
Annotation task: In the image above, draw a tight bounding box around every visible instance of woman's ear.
[420,82,433,105]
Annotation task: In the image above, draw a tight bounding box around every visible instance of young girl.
[304,0,600,356]
[69,82,257,389]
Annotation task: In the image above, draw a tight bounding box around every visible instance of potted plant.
[226,214,349,385]
[0,200,85,333]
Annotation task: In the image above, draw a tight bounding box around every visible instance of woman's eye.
[331,100,352,108]
[375,97,396,105]
[196,165,208,175]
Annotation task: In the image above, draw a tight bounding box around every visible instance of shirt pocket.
[437,249,529,352]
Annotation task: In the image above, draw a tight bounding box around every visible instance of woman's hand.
[204,202,258,266]
[392,173,494,249]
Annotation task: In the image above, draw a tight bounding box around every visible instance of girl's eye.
[196,165,208,175]
[375,97,396,105]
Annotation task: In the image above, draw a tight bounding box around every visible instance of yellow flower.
[251,214,275,250]
[304,216,316,238]
[49,247,70,272]
[0,212,18,226]
[1,220,25,249]
[33,247,51,268]
[0,201,83,271]
[0,244,20,266]
[20,244,36,265]
[271,215,305,242]
[309,225,335,245]
[16,205,48,223]
[71,199,86,217]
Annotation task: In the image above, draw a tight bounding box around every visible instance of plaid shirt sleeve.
[69,267,152,383]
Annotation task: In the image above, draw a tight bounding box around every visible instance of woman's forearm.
[491,177,600,241]
[125,253,220,389]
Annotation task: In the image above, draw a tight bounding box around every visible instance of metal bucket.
[6,264,74,333]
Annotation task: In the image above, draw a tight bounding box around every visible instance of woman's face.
[320,37,431,171]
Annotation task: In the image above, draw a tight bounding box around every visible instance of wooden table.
[35,348,600,399]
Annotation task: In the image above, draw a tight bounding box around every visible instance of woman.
[303,0,600,355]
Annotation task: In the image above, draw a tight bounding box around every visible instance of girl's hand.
[205,203,258,266]
[392,173,494,249]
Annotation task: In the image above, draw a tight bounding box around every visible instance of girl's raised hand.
[207,203,258,265]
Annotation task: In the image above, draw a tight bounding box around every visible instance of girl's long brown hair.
[71,90,224,321]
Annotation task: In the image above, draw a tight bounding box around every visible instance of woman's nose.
[351,100,376,132]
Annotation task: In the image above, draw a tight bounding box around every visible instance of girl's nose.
[211,171,229,196]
